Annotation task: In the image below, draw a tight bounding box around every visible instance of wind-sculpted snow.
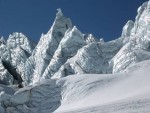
[23,9,72,84]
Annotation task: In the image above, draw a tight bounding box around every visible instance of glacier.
[1,60,150,113]
[23,9,72,85]
[0,0,150,113]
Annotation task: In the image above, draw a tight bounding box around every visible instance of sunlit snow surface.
[0,60,150,113]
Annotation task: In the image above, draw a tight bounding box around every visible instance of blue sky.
[0,0,148,42]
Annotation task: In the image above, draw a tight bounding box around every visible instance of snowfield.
[55,99,150,113]
[0,60,150,113]
[54,60,150,113]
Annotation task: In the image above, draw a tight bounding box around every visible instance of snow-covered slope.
[0,59,150,113]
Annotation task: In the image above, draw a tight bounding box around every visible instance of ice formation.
[0,1,150,113]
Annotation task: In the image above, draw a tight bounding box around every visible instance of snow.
[0,59,150,113]
[84,34,97,44]
[0,0,150,113]
[23,9,72,84]
[55,100,150,113]
[54,60,150,112]
[1,0,150,86]
[42,26,85,79]
[0,33,36,85]
[54,39,122,78]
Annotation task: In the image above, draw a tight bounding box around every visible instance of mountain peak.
[71,26,82,34]
[56,8,63,19]
[0,37,6,44]
[121,20,134,44]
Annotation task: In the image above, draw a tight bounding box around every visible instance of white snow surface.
[54,61,150,112]
[0,60,150,113]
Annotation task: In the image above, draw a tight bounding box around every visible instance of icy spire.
[42,26,85,79]
[84,34,97,44]
[59,26,85,47]
[100,38,104,43]
[136,1,148,21]
[29,9,73,84]
[69,26,85,41]
[71,26,82,34]
[121,20,134,37]
[56,8,63,19]
[0,37,6,44]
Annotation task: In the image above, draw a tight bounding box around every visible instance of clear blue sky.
[0,0,148,42]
